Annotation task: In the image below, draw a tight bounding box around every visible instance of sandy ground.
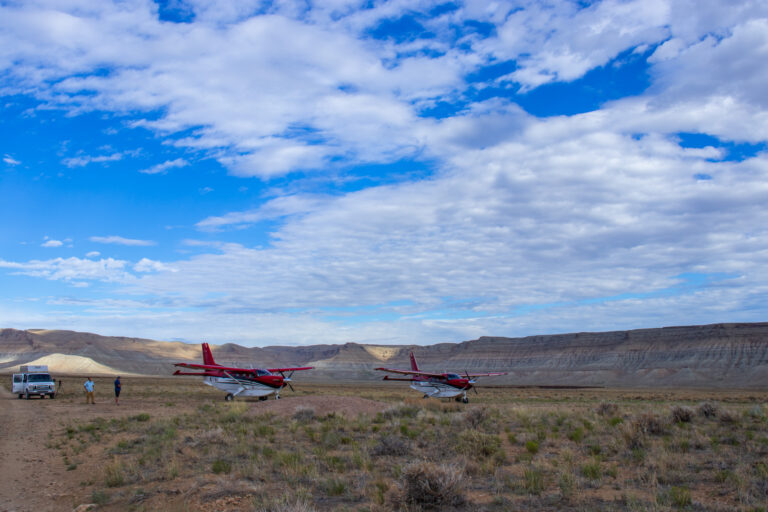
[0,381,388,512]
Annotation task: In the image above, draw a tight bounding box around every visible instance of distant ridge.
[1,323,767,387]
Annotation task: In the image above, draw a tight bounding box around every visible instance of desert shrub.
[371,435,410,457]
[633,412,667,436]
[747,405,766,419]
[670,406,693,423]
[104,459,126,487]
[381,404,420,420]
[525,440,539,454]
[324,478,347,496]
[464,407,489,428]
[212,459,232,474]
[719,410,739,424]
[293,406,316,423]
[523,467,546,495]
[567,428,584,443]
[456,430,502,458]
[596,402,619,416]
[387,461,466,510]
[658,486,692,508]
[91,490,110,505]
[698,402,719,418]
[621,423,645,450]
[256,500,317,512]
[558,470,577,501]
[582,460,602,481]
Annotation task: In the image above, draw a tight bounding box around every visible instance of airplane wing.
[374,367,446,378]
[175,362,314,373]
[174,362,256,372]
[466,372,508,377]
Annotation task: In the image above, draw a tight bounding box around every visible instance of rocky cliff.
[1,323,767,388]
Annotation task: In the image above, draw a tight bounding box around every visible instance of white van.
[12,366,56,399]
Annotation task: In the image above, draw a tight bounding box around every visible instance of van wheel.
[25,391,30,400]
[50,394,56,399]
[17,394,22,399]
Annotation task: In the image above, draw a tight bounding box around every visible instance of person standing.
[114,376,121,405]
[83,377,95,404]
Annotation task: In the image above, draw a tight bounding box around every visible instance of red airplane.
[173,343,313,401]
[375,352,507,403]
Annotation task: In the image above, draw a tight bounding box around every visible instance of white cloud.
[139,158,189,175]
[133,258,176,273]
[86,251,101,258]
[0,257,132,283]
[62,152,123,167]
[3,154,21,165]
[90,235,155,246]
[1,1,768,345]
[41,239,63,248]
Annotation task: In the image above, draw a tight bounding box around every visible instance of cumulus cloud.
[0,257,132,283]
[90,236,155,246]
[3,154,21,165]
[1,1,768,345]
[62,152,123,167]
[140,158,189,175]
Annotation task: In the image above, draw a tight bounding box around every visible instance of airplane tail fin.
[409,351,419,371]
[201,343,216,366]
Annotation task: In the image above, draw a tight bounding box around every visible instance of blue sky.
[1,0,767,346]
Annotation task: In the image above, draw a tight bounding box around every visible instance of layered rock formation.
[1,323,767,388]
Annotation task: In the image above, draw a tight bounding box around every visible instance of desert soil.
[0,381,387,512]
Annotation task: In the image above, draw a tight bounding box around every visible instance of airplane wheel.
[423,394,429,399]
[462,397,469,404]
[275,395,281,400]
[224,393,234,401]
[259,396,268,401]
[454,396,461,402]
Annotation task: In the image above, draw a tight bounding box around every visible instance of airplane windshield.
[255,369,271,376]
[445,373,461,380]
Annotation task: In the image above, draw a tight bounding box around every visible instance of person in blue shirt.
[83,377,95,404]
[114,376,121,405]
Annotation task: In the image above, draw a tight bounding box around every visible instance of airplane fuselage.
[409,376,472,398]
[204,375,282,398]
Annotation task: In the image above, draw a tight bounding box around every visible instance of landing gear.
[423,394,429,399]
[462,396,469,404]
[275,394,281,400]
[224,393,234,401]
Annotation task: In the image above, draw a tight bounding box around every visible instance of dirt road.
[0,382,137,512]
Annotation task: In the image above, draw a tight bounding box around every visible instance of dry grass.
[49,378,768,511]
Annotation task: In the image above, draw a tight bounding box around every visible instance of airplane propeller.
[279,371,296,392]
[464,370,479,394]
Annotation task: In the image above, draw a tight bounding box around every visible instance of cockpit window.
[445,373,461,380]
[256,369,271,377]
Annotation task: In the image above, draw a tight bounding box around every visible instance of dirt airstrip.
[0,377,388,512]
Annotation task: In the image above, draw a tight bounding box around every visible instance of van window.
[28,374,52,382]
[13,375,22,383]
